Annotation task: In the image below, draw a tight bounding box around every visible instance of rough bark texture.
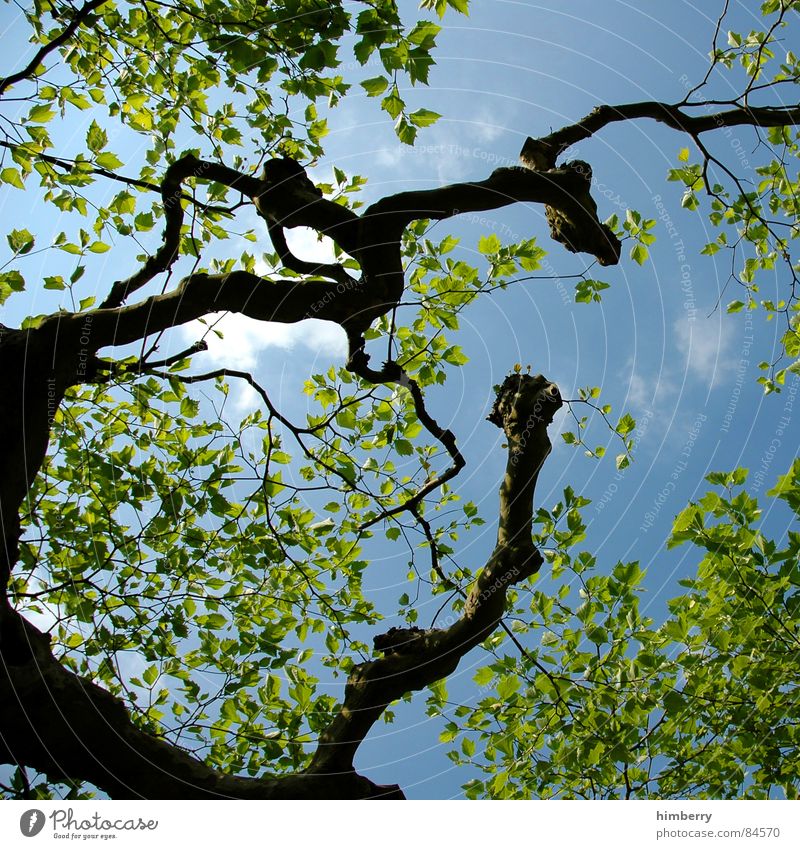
[308,374,560,775]
[0,605,402,799]
[2,91,799,796]
[0,144,609,605]
[0,374,558,799]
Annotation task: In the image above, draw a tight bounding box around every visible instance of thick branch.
[0,268,378,586]
[100,155,360,309]
[0,605,402,799]
[0,368,558,798]
[254,160,360,249]
[487,373,562,550]
[266,220,355,286]
[90,270,371,350]
[367,166,574,226]
[0,323,66,589]
[100,155,216,309]
[308,372,561,775]
[364,165,621,266]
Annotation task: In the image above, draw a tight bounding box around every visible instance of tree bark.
[3,91,799,797]
[0,374,559,799]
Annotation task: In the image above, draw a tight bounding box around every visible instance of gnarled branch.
[307,372,561,775]
[0,604,402,799]
[0,371,558,799]
[5,82,800,799]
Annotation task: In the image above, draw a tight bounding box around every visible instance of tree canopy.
[1,0,799,800]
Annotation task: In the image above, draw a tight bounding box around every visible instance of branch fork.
[306,372,560,780]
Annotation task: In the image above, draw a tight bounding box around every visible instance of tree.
[1,0,799,800]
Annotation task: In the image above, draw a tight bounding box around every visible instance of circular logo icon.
[20,810,46,837]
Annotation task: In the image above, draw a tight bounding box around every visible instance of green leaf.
[86,120,108,153]
[429,678,447,703]
[616,413,636,437]
[496,675,520,700]
[360,76,389,97]
[27,104,55,123]
[7,229,34,254]
[1,168,24,189]
[409,108,440,128]
[394,438,414,456]
[408,21,441,48]
[575,279,610,303]
[298,42,338,71]
[95,152,124,171]
[671,505,702,537]
[478,234,501,255]
[474,667,494,687]
[395,116,417,145]
[381,87,405,120]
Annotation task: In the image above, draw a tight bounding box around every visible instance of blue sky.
[2,0,799,799]
[313,0,800,796]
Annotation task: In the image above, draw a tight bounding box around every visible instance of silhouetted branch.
[0,0,109,97]
[308,372,561,774]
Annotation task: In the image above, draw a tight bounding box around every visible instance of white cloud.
[284,227,337,265]
[471,111,505,144]
[375,145,407,169]
[673,316,734,387]
[229,379,260,413]
[180,312,347,367]
[627,370,656,412]
[181,313,266,368]
[260,318,347,357]
[252,225,345,277]
[624,362,677,415]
